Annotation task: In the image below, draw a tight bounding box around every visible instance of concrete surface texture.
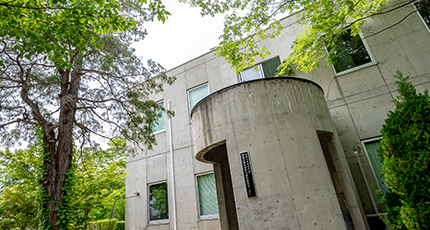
[125,0,430,229]
[191,78,356,230]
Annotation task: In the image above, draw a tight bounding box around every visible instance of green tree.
[183,0,422,74]
[70,140,127,229]
[0,140,128,230]
[0,146,40,229]
[379,70,430,230]
[0,0,173,228]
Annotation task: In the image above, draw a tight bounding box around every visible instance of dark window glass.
[415,0,430,29]
[262,57,281,78]
[149,182,168,221]
[331,29,372,73]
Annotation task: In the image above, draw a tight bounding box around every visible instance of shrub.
[91,219,117,230]
[379,70,430,230]
[116,221,125,230]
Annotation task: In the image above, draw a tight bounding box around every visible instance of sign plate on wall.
[240,152,256,197]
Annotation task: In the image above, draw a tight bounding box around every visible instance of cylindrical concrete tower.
[191,78,360,230]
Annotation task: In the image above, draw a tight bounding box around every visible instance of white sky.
[132,1,225,71]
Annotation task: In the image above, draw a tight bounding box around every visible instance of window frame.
[187,83,210,117]
[239,65,263,82]
[195,172,219,220]
[361,137,389,194]
[413,0,430,33]
[330,31,376,76]
[148,181,169,225]
[238,56,281,82]
[152,100,165,134]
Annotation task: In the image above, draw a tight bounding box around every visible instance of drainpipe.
[168,101,177,230]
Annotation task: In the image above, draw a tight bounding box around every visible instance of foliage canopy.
[182,0,423,74]
[0,0,173,228]
[0,140,127,229]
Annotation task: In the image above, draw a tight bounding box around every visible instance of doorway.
[318,131,355,230]
[204,143,239,230]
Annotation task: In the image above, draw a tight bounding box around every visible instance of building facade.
[125,0,430,229]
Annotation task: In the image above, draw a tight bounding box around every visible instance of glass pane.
[364,140,389,194]
[261,57,281,78]
[149,183,169,221]
[153,101,164,133]
[241,66,262,81]
[332,29,372,73]
[197,173,218,216]
[189,84,209,112]
[415,0,430,29]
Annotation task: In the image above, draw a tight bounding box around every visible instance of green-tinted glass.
[189,84,209,112]
[153,101,164,133]
[364,140,389,194]
[197,173,218,216]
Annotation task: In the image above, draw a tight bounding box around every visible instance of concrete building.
[125,0,430,229]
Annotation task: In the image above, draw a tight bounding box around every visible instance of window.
[149,182,169,222]
[197,173,218,218]
[415,0,430,29]
[239,57,281,82]
[363,139,389,194]
[330,29,373,74]
[188,84,209,114]
[152,101,164,133]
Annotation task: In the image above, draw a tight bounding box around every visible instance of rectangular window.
[415,0,430,29]
[149,182,169,222]
[188,84,209,114]
[197,173,219,218]
[363,139,389,194]
[239,57,281,82]
[152,101,164,133]
[330,29,373,74]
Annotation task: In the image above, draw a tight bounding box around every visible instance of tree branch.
[364,8,420,39]
[0,118,38,129]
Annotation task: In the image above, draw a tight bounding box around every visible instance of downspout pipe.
[168,101,177,230]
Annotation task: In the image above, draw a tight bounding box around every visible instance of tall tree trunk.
[42,66,81,229]
[42,127,62,229]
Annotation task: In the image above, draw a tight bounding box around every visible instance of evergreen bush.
[379,70,430,230]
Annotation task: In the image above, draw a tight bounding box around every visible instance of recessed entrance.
[204,143,239,230]
[318,131,355,230]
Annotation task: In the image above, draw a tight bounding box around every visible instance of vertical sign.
[240,152,256,197]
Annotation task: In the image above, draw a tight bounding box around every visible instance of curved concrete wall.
[191,78,359,230]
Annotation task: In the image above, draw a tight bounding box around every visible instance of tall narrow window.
[149,182,169,222]
[239,57,281,82]
[363,139,389,194]
[188,84,209,114]
[415,0,430,29]
[152,101,164,133]
[197,173,218,218]
[329,29,373,74]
